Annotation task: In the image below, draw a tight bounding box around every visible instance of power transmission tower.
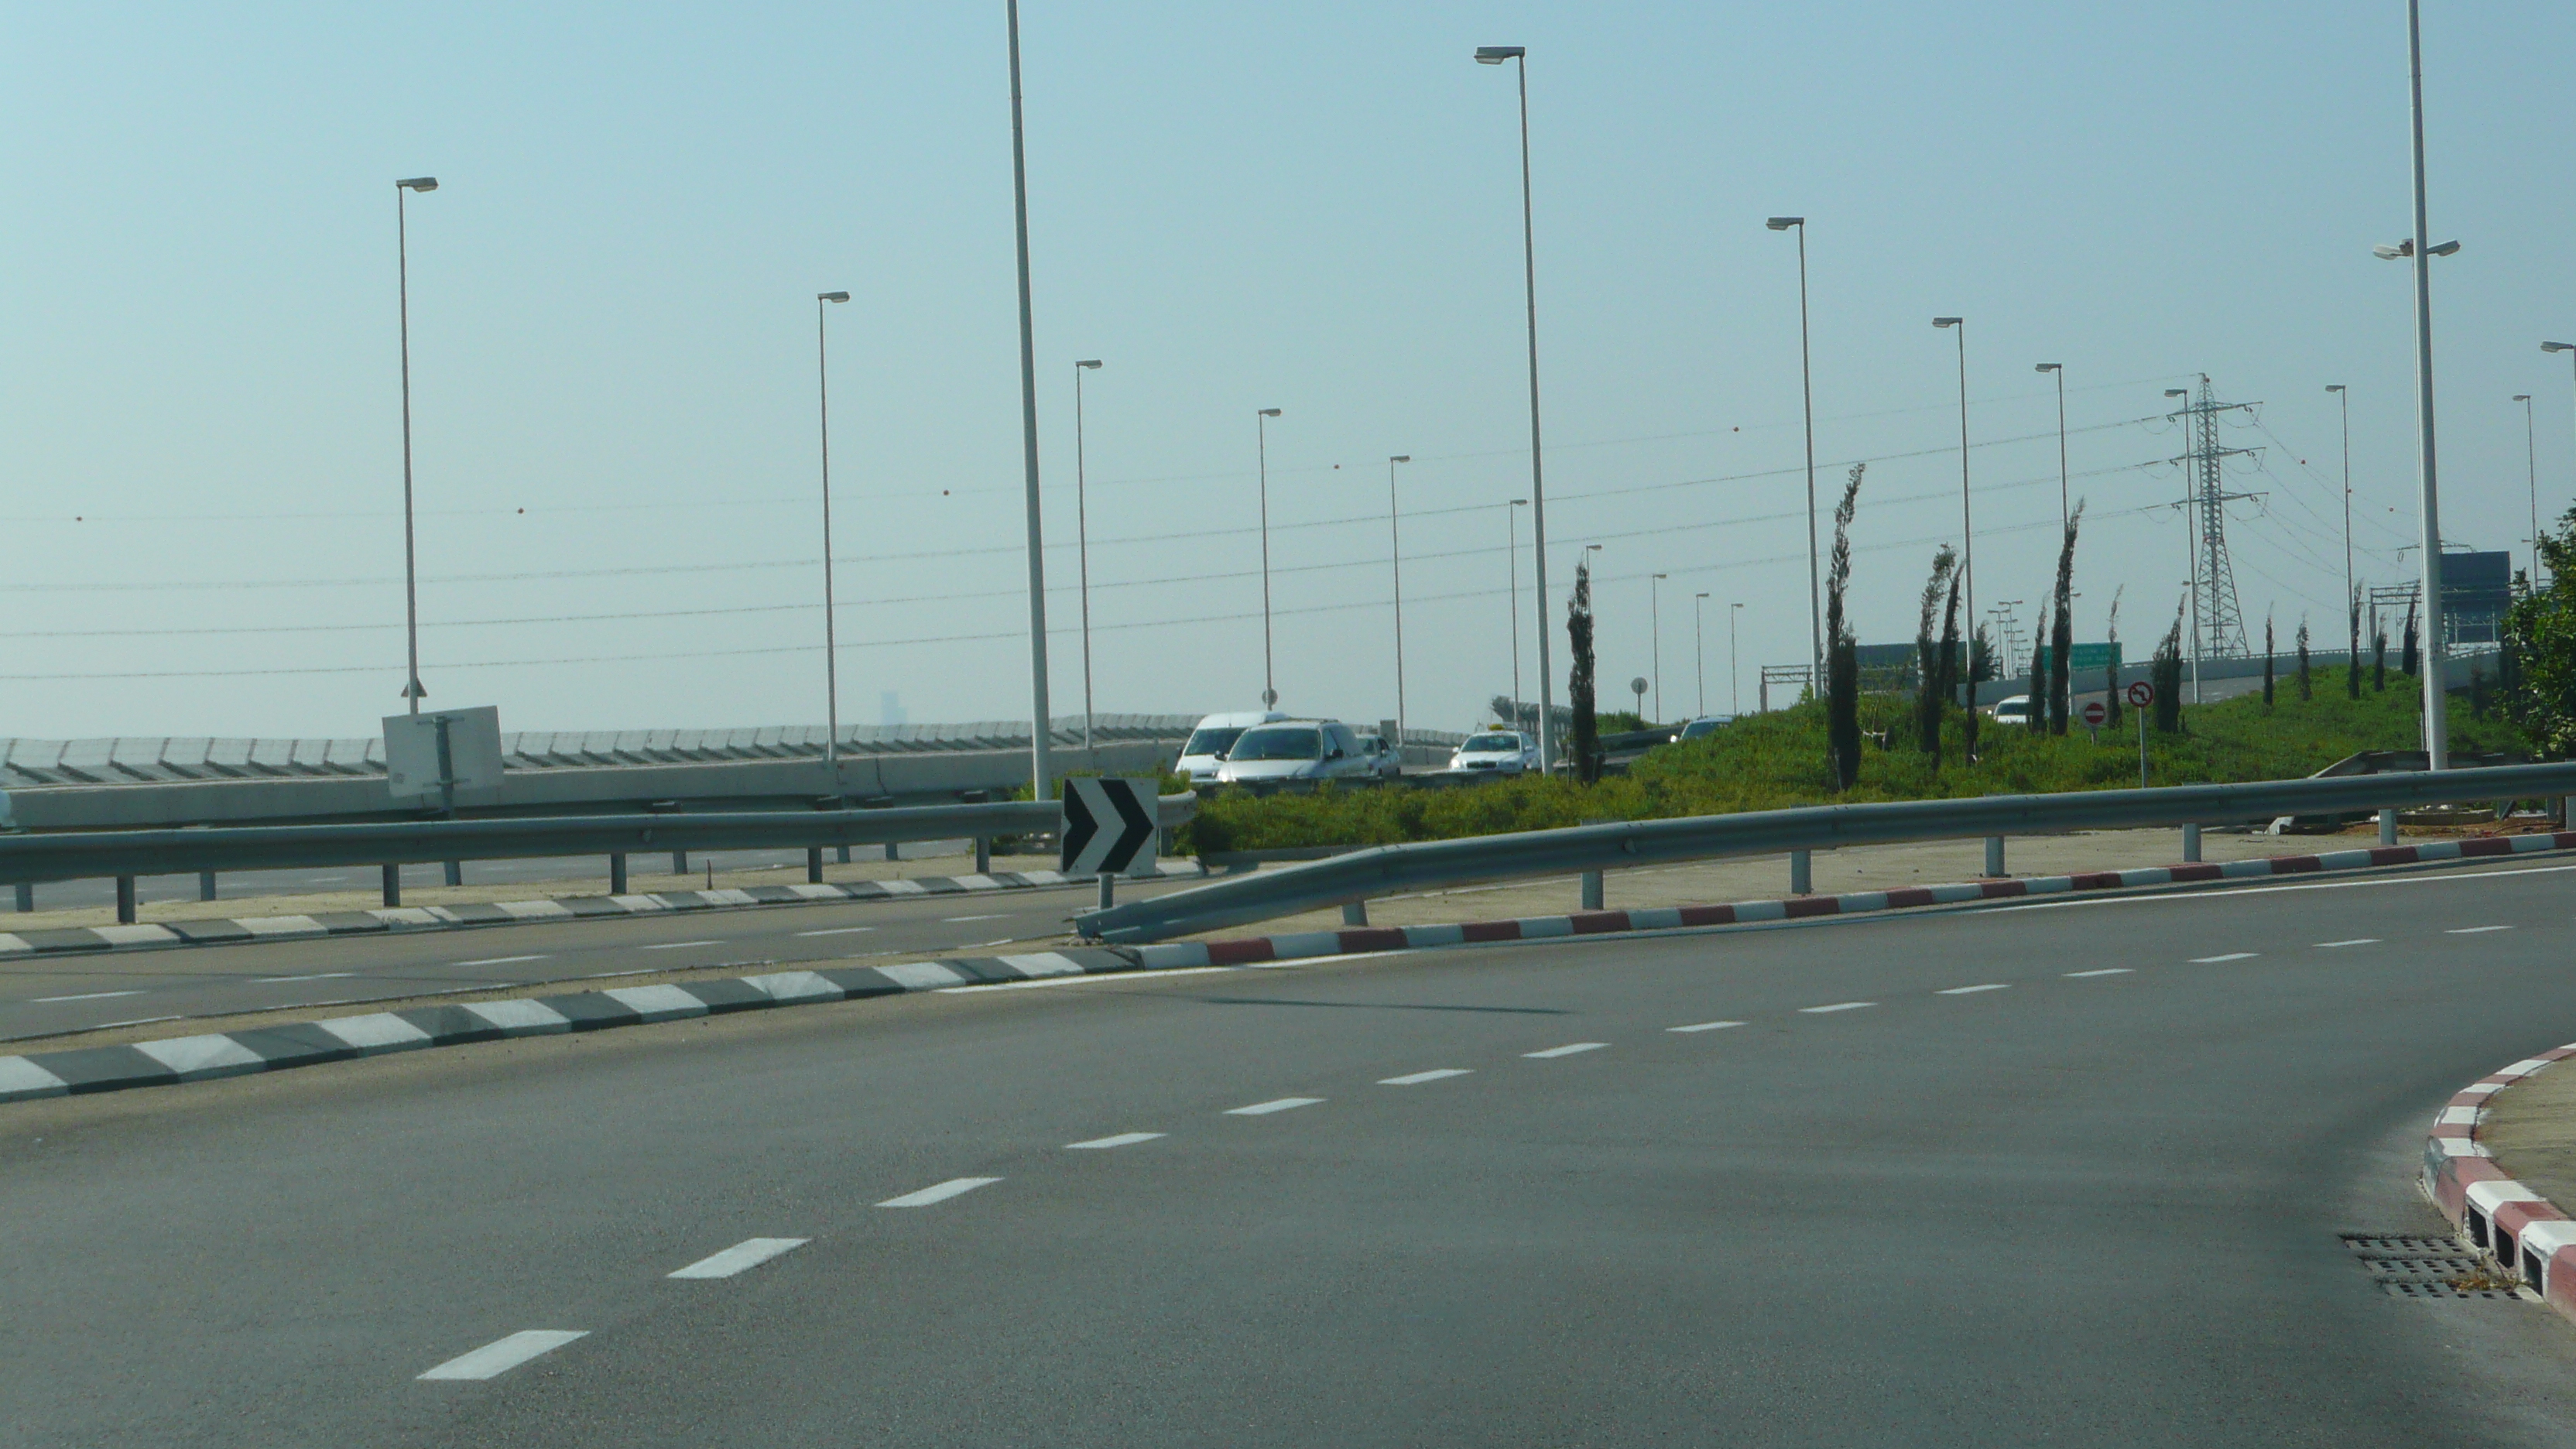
[2170,375,2261,663]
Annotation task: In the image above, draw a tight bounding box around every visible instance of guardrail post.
[670,850,688,875]
[974,837,991,874]
[882,843,899,862]
[379,865,399,908]
[2379,807,2399,846]
[2182,823,2202,862]
[1099,874,1115,909]
[11,883,29,913]
[1580,869,1604,911]
[443,861,462,887]
[609,853,629,896]
[1342,899,1368,926]
[1790,849,1812,896]
[838,846,853,865]
[197,870,218,903]
[807,847,824,884]
[116,875,137,924]
[1983,836,2006,878]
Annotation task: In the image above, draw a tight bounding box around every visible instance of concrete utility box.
[383,707,505,807]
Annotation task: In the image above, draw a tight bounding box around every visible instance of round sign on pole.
[2081,699,2108,728]
[2126,680,2155,707]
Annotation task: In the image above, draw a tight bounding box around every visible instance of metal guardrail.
[1074,763,2576,944]
[0,793,1197,920]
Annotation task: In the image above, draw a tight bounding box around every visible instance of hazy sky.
[6,2,2572,742]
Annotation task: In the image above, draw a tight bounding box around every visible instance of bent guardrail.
[1074,763,2576,944]
[0,793,1197,920]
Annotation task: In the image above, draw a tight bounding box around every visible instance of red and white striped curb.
[2423,1046,2576,1318]
[1131,830,2576,969]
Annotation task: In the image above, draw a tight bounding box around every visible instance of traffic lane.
[0,873,1203,1040]
[12,863,2576,1443]
[9,844,979,912]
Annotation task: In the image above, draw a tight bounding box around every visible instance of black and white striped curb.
[0,947,1151,1104]
[0,860,1206,958]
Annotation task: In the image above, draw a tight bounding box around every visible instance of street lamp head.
[2165,388,2190,399]
[2372,241,2411,259]
[2545,342,2576,354]
[2427,239,2461,257]
[2326,384,2346,393]
[1475,45,1525,63]
[1258,407,1280,417]
[1389,454,1410,464]
[1076,358,1102,369]
[1696,591,1710,600]
[1766,217,1804,231]
[1653,572,1668,580]
[396,176,438,192]
[2035,362,2061,374]
[1932,317,1961,328]
[1510,498,1528,507]
[818,291,850,303]
[2516,395,2533,403]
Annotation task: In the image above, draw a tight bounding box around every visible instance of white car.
[1447,730,1537,775]
[1668,715,1734,744]
[1991,694,2033,725]
[1214,721,1383,790]
[1177,710,1291,786]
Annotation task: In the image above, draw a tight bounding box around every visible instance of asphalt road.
[9,857,2576,1445]
[0,872,1208,1042]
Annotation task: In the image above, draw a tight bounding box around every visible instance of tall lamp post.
[1004,0,1054,799]
[1729,602,1744,716]
[1766,217,1821,684]
[393,176,438,714]
[2546,338,2576,583]
[1387,454,1413,742]
[1476,44,1557,772]
[1074,359,1104,752]
[1933,317,1975,723]
[1649,572,1667,724]
[815,291,851,773]
[1693,592,1710,717]
[2166,386,2201,704]
[2375,0,2456,767]
[2035,362,2068,533]
[1507,498,1529,721]
[2517,395,2540,587]
[2327,384,2355,620]
[1255,407,1283,707]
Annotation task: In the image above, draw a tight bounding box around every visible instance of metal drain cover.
[2341,1234,2527,1299]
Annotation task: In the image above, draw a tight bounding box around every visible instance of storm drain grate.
[2341,1234,2529,1299]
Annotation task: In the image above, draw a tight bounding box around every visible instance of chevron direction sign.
[1060,777,1160,879]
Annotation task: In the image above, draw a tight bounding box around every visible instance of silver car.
[1447,730,1537,774]
[1214,721,1384,791]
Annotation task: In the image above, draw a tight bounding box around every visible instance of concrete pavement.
[9,855,2576,1444]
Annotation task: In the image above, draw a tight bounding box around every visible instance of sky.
[5,2,2573,742]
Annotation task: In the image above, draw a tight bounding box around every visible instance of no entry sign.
[2081,699,2108,728]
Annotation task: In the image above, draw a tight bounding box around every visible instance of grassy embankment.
[1180,680,2526,855]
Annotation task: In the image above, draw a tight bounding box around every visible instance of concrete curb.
[1129,831,2576,968]
[2423,1046,2576,1320]
[0,946,1155,1105]
[0,860,1207,959]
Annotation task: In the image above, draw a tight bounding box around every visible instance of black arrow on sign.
[1096,780,1156,875]
[1059,785,1100,872]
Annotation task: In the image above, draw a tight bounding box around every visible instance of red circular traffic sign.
[2126,680,2154,707]
[2081,699,2108,728]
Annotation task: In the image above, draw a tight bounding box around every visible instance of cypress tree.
[1825,465,1865,790]
[1567,557,1598,784]
[2049,504,2082,735]
[2027,601,2050,735]
[2103,587,2125,730]
[2262,615,2276,708]
[2348,587,2364,699]
[2296,618,2312,701]
[2153,601,2185,733]
[1913,547,1958,762]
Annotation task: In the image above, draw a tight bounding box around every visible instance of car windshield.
[1464,735,1520,752]
[1680,719,1726,739]
[1184,728,1247,759]
[1230,727,1322,761]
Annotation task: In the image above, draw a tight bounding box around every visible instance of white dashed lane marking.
[1379,1069,1474,1086]
[1523,1043,1608,1058]
[2315,939,2380,949]
[1936,984,2011,995]
[668,1238,809,1279]
[2448,926,2514,935]
[33,991,143,1003]
[2066,968,2133,978]
[795,927,876,937]
[2191,953,2258,963]
[878,1177,1002,1208]
[640,940,725,951]
[417,1330,588,1382]
[1226,1097,1324,1115]
[456,954,550,968]
[252,972,356,984]
[1800,1002,1875,1014]
[1667,1020,1745,1033]
[1066,1132,1166,1150]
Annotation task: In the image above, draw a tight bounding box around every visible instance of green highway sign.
[2067,642,2122,672]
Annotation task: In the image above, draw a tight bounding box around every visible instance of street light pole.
[2403,0,2451,767]
[2546,341,2576,585]
[394,176,437,714]
[1478,45,1555,773]
[1649,572,1667,724]
[2518,395,2540,587]
[1729,602,1744,717]
[1508,498,1528,720]
[2166,386,2201,704]
[1934,318,1974,724]
[816,291,851,776]
[1004,0,1054,800]
[1387,454,1412,743]
[1693,592,1709,718]
[2036,362,2067,533]
[1767,218,1821,684]
[1256,407,1282,707]
[1074,359,1103,752]
[2328,384,2354,619]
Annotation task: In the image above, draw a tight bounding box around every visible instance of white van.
[1177,711,1292,786]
